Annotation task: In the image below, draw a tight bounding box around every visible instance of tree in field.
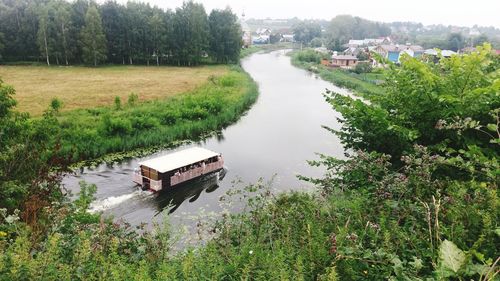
[208,8,242,63]
[80,6,107,66]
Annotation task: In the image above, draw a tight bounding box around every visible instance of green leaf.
[486,123,498,132]
[439,240,465,274]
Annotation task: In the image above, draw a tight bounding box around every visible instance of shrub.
[114,96,121,110]
[127,92,139,106]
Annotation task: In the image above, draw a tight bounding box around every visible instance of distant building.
[347,37,391,47]
[331,53,358,69]
[281,34,295,42]
[252,35,270,44]
[373,44,424,63]
[256,28,272,36]
[424,49,457,57]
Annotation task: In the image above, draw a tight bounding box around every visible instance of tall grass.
[58,66,258,162]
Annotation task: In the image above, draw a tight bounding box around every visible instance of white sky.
[110,0,500,28]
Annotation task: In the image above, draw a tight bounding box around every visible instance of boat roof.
[139,147,220,173]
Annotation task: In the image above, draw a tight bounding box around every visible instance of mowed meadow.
[0,65,228,116]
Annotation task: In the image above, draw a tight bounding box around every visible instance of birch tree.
[80,6,107,66]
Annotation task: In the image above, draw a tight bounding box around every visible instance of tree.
[473,34,489,47]
[149,10,166,66]
[172,1,209,66]
[53,0,73,65]
[100,1,126,64]
[292,21,321,45]
[326,44,498,162]
[0,32,4,60]
[37,3,56,66]
[208,8,242,63]
[80,5,107,66]
[310,37,323,47]
[447,32,464,51]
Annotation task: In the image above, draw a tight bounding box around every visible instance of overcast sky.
[108,0,500,28]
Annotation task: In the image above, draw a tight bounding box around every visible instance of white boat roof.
[139,147,220,173]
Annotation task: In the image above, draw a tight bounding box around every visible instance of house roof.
[424,49,457,57]
[378,44,423,53]
[139,147,220,173]
[332,55,358,60]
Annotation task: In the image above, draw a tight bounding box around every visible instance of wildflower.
[249,250,253,255]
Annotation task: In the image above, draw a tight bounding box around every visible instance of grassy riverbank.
[290,49,384,97]
[240,42,301,59]
[0,65,228,116]
[54,66,258,162]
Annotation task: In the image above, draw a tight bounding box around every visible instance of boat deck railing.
[170,161,223,186]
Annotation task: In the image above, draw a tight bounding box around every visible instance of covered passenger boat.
[133,147,224,192]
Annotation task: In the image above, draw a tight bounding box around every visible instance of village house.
[347,37,391,47]
[373,44,424,63]
[331,53,358,69]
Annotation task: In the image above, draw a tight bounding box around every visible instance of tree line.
[0,0,243,66]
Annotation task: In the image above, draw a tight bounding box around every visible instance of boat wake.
[89,190,153,213]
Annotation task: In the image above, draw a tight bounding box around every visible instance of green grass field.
[0,65,227,116]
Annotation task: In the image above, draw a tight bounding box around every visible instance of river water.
[63,50,352,232]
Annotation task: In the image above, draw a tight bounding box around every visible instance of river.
[63,50,352,235]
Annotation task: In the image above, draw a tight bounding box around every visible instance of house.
[256,28,272,36]
[252,35,270,44]
[331,54,358,69]
[424,49,457,58]
[281,34,295,42]
[374,44,424,63]
[347,37,391,48]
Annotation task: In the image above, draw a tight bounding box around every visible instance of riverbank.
[289,49,385,97]
[57,65,258,164]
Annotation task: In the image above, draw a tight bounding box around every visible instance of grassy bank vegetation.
[1,45,498,280]
[0,65,228,116]
[54,66,258,162]
[290,49,385,97]
[240,42,301,59]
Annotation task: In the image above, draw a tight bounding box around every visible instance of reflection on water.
[154,171,222,215]
[63,50,353,227]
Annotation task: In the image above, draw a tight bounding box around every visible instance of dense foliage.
[0,0,242,66]
[329,44,499,162]
[292,21,322,45]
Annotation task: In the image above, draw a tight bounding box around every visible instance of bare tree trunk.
[44,33,50,66]
[156,53,159,66]
[62,23,68,65]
